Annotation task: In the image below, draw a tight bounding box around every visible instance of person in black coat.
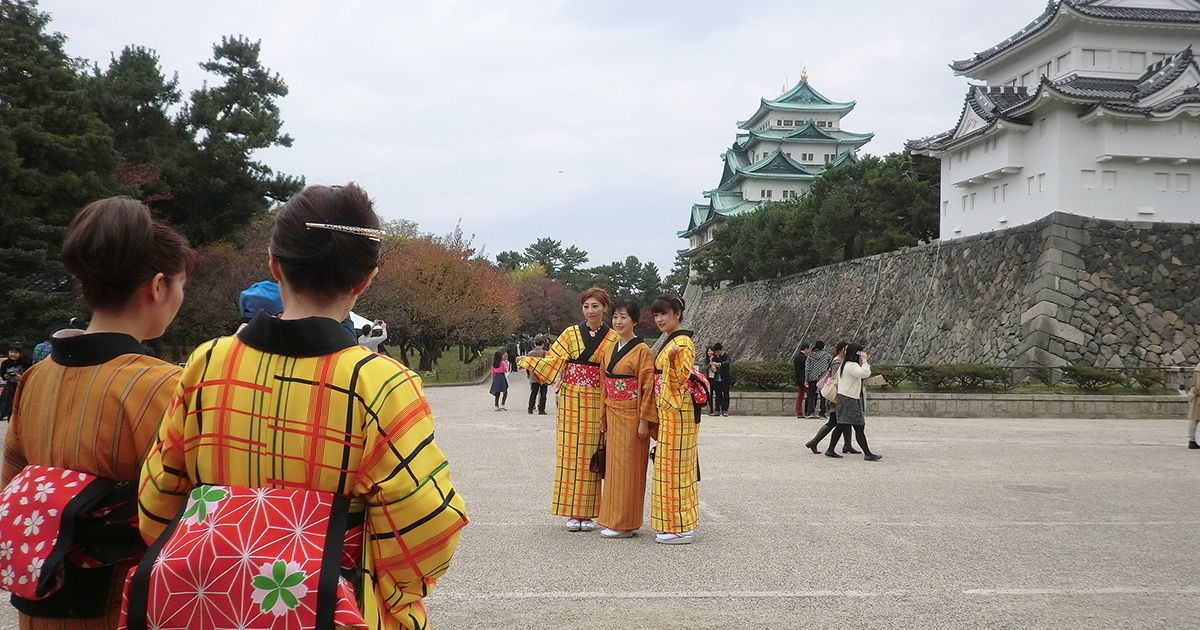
[710,343,732,416]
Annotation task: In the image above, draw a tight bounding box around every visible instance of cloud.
[42,0,1051,271]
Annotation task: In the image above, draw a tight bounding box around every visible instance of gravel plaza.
[3,380,1197,629]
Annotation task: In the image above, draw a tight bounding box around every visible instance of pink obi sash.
[0,465,142,619]
[120,485,367,630]
[605,375,639,401]
[562,362,601,388]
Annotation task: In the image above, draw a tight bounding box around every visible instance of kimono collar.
[237,310,357,357]
[50,331,152,367]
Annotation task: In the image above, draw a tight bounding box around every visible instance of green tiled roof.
[746,122,875,145]
[738,79,856,129]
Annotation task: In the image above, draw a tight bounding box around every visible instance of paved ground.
[3,379,1198,628]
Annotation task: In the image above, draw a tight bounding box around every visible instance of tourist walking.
[1188,352,1199,449]
[649,294,700,544]
[527,338,549,414]
[491,350,510,410]
[805,342,857,454]
[710,343,731,416]
[792,342,810,417]
[595,299,657,538]
[0,196,194,628]
[137,184,468,630]
[804,340,833,418]
[825,343,882,461]
[519,287,620,532]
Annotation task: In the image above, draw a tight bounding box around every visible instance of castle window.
[970,192,976,209]
[1102,170,1117,191]
[1027,176,1035,195]
[1155,173,1169,192]
[1081,170,1096,189]
[766,190,772,198]
[992,186,999,203]
[1002,183,1009,201]
[1176,173,1191,192]
[943,201,949,217]
[1129,51,1145,69]
[1021,71,1034,86]
[784,120,793,127]
[1038,173,1046,192]
[1038,62,1051,77]
[1083,49,1096,67]
[961,195,968,212]
[1055,52,1070,73]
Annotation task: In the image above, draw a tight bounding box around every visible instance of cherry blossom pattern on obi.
[0,466,93,600]
[605,376,639,402]
[563,363,602,388]
[119,485,366,630]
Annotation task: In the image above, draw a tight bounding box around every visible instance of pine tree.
[0,0,125,345]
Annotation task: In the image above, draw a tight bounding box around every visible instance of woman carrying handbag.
[804,342,857,455]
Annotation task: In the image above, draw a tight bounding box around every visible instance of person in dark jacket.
[804,340,833,418]
[710,343,731,416]
[792,342,809,418]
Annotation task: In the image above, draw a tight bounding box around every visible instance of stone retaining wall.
[687,212,1200,371]
[727,391,1187,419]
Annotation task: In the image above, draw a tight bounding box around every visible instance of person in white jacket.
[825,343,882,461]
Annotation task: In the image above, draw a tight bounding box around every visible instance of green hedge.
[1061,364,1125,390]
[730,361,794,391]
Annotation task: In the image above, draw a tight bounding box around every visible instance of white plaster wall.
[738,178,809,202]
[966,20,1200,85]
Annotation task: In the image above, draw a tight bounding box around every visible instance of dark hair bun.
[269,184,382,296]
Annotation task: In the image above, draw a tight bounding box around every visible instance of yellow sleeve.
[666,338,695,390]
[636,346,658,423]
[518,328,576,385]
[357,370,468,630]
[138,345,211,543]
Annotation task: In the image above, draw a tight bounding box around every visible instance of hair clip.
[305,222,386,242]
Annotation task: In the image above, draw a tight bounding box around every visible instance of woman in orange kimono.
[595,299,656,538]
[519,287,620,532]
[1,197,194,629]
[649,294,700,545]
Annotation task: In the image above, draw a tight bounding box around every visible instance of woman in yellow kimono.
[595,299,656,538]
[138,184,467,630]
[649,294,699,545]
[519,287,620,532]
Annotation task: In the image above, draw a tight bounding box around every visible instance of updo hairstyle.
[269,184,382,296]
[61,197,196,310]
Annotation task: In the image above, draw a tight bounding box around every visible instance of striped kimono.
[2,331,180,630]
[519,323,619,519]
[137,313,468,630]
[651,329,699,535]
[596,338,656,532]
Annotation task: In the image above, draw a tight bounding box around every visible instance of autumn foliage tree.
[360,227,517,371]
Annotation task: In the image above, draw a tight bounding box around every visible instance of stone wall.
[687,212,1200,370]
[727,391,1188,419]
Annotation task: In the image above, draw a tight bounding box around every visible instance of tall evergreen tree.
[0,0,125,345]
[162,36,302,243]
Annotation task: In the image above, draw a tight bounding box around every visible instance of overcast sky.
[41,0,1051,273]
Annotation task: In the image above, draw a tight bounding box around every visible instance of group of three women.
[2,185,467,630]
[520,290,701,544]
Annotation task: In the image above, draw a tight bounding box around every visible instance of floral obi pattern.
[119,485,367,630]
[605,375,639,402]
[563,362,602,388]
[653,373,663,399]
[0,465,113,601]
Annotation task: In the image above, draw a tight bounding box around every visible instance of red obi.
[120,485,367,630]
[563,362,601,388]
[605,375,639,401]
[0,465,141,619]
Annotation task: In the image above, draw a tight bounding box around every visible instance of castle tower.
[680,78,873,259]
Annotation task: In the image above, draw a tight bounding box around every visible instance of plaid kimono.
[595,338,656,531]
[137,313,468,630]
[519,323,619,519]
[651,330,699,534]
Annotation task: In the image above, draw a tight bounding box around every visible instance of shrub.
[906,364,957,389]
[1132,367,1163,391]
[948,364,1013,389]
[730,361,794,391]
[874,364,907,387]
[1062,364,1124,390]
[1029,366,1053,387]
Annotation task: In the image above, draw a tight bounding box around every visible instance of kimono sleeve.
[137,378,195,544]
[636,345,657,422]
[518,329,575,385]
[1,377,29,486]
[665,338,695,390]
[357,371,468,630]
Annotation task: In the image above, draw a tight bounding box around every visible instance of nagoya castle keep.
[679,76,873,258]
[908,0,1200,239]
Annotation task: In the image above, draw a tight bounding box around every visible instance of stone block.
[1033,288,1077,309]
[1029,314,1089,345]
[1044,235,1082,255]
[1020,301,1059,325]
